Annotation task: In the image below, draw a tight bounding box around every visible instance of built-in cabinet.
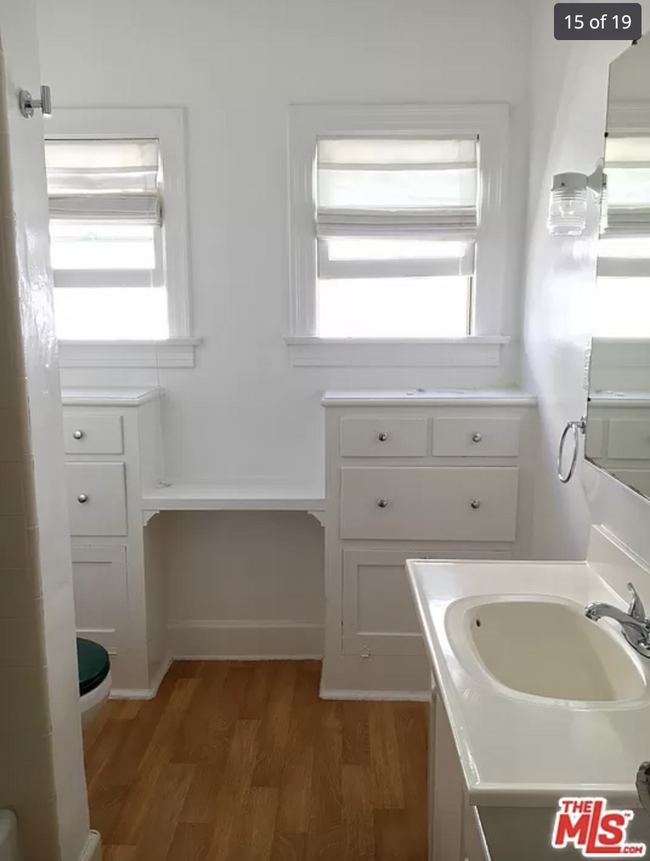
[62,388,168,696]
[430,689,490,861]
[321,391,537,698]
[586,397,650,496]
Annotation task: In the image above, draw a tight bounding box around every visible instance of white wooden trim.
[319,686,429,702]
[168,620,324,659]
[109,654,172,700]
[58,338,200,368]
[284,335,506,367]
[77,832,102,861]
[45,107,192,337]
[287,103,510,340]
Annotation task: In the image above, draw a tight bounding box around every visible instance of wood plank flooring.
[83,661,428,861]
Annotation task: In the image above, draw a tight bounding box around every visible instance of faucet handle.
[627,582,646,622]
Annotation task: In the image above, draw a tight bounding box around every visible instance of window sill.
[57,338,201,369]
[283,336,509,368]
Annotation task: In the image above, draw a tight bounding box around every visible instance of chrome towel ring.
[558,416,587,484]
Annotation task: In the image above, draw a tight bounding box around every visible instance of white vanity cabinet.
[321,391,537,698]
[430,689,491,861]
[62,388,168,696]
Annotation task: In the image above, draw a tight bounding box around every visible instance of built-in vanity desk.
[321,390,537,699]
[62,387,326,696]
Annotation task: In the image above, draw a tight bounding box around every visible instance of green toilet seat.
[76,638,110,696]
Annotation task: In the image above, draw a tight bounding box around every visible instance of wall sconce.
[548,164,604,236]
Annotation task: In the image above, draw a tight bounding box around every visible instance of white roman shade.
[316,137,478,278]
[45,139,162,225]
[600,135,650,277]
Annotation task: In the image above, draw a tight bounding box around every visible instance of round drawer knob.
[77,494,89,504]
[470,499,481,510]
[472,432,482,443]
[72,430,84,440]
[377,432,388,442]
[377,499,389,509]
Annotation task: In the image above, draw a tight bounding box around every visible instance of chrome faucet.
[585,582,650,658]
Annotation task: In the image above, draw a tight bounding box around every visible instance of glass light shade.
[548,187,589,236]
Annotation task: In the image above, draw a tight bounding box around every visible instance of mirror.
[586,35,650,499]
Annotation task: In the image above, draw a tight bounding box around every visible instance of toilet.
[77,638,112,726]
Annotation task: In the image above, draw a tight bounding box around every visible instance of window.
[44,108,192,352]
[287,104,510,363]
[316,138,476,337]
[596,123,650,338]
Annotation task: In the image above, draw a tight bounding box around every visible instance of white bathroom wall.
[523,0,650,563]
[164,511,325,657]
[35,0,531,495]
[0,0,92,859]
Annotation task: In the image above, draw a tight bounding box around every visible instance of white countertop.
[143,485,325,512]
[590,391,650,407]
[408,528,650,808]
[322,389,537,407]
[61,387,161,406]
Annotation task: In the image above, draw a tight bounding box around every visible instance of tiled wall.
[0,2,91,857]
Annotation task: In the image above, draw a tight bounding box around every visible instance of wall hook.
[19,85,52,119]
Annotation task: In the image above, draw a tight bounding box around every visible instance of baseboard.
[167,620,324,659]
[78,831,102,861]
[110,654,173,700]
[319,686,429,702]
[149,654,174,694]
[173,654,323,661]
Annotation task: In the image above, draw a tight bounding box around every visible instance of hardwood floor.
[83,661,428,861]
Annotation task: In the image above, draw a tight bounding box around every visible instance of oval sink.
[449,597,647,704]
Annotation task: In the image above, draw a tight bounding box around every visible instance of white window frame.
[286,103,510,366]
[45,107,198,368]
[600,102,650,278]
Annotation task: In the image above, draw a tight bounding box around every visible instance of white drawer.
[433,417,520,457]
[607,420,650,459]
[63,414,124,455]
[340,467,518,541]
[340,417,428,457]
[66,462,128,536]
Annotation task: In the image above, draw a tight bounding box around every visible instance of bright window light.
[326,238,467,262]
[594,277,650,337]
[317,277,470,338]
[50,223,156,271]
[53,288,168,340]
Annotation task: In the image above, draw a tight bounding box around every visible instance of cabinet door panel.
[462,807,491,861]
[343,550,425,657]
[72,545,128,655]
[342,548,510,658]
